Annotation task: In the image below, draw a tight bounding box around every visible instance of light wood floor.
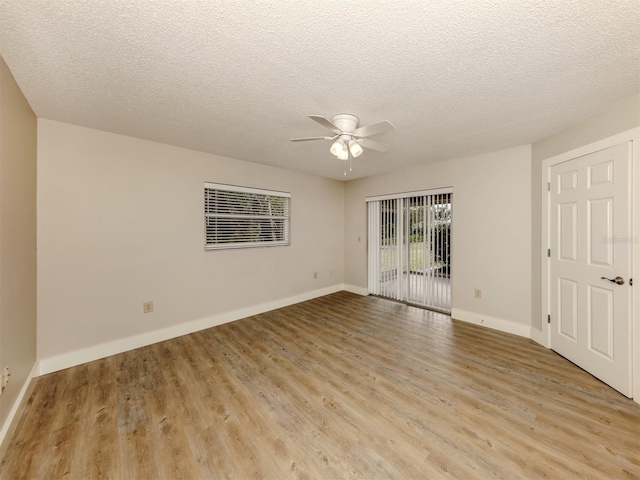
[1,292,639,479]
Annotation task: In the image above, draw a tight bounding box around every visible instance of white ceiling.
[1,1,638,181]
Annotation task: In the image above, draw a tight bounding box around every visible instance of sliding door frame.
[367,187,453,313]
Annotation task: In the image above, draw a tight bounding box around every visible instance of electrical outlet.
[474,289,482,299]
[313,272,318,279]
[143,301,154,313]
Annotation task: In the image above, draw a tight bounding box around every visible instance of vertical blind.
[367,188,452,313]
[205,182,291,250]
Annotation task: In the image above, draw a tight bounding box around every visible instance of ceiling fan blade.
[308,115,341,134]
[360,138,392,152]
[354,120,394,138]
[290,135,336,142]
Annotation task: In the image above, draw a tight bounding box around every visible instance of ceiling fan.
[290,114,394,161]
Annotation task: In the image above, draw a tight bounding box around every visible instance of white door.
[549,142,632,396]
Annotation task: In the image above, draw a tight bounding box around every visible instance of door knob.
[601,276,625,285]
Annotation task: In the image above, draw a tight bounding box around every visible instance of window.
[367,187,452,314]
[204,182,290,250]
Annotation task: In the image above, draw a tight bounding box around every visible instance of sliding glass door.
[367,189,452,313]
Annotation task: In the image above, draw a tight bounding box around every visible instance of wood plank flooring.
[1,292,639,479]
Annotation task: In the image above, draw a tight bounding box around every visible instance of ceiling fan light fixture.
[290,114,394,168]
[330,139,346,156]
[348,140,363,158]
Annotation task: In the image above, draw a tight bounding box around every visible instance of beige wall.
[0,57,37,429]
[344,145,532,333]
[37,119,345,362]
[12,72,640,388]
[530,94,640,332]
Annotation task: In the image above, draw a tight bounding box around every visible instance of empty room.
[0,1,639,479]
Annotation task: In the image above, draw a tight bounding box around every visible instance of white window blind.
[367,188,452,314]
[204,182,291,250]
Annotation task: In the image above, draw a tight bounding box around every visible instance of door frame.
[540,127,639,402]
[366,187,453,313]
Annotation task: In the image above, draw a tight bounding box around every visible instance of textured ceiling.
[1,1,639,180]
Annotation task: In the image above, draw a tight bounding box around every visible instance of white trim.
[541,127,639,403]
[366,186,453,202]
[451,308,531,338]
[542,129,639,166]
[540,159,551,347]
[204,182,290,197]
[39,284,352,375]
[530,327,547,347]
[205,240,289,251]
[0,361,40,448]
[634,132,640,403]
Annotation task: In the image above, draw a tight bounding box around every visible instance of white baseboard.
[450,308,531,338]
[38,284,348,376]
[530,327,548,347]
[0,361,39,449]
[342,284,368,296]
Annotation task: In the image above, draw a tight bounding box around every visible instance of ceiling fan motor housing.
[331,114,359,135]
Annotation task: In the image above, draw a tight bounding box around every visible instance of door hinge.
[547,248,551,258]
[547,182,551,192]
[630,278,633,286]
[547,314,551,324]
